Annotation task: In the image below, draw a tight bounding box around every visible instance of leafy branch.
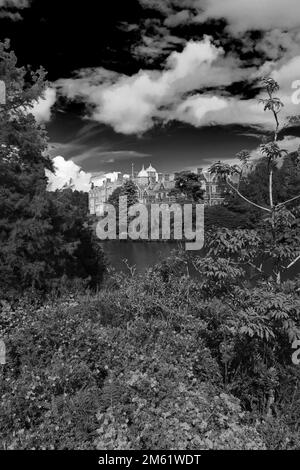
[209,78,300,280]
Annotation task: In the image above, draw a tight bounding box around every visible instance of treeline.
[106,155,300,233]
[0,41,106,300]
[222,153,300,228]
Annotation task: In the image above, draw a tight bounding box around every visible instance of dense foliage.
[0,41,106,298]
[108,180,139,209]
[170,171,205,203]
[224,153,300,228]
[1,256,299,449]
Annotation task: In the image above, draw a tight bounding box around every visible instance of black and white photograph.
[0,0,300,458]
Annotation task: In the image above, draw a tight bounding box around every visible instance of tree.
[209,78,300,282]
[0,41,105,298]
[172,171,205,203]
[277,151,300,202]
[106,180,139,236]
[224,158,282,227]
[47,189,106,290]
[193,79,300,415]
[108,180,139,208]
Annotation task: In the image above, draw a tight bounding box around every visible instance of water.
[101,240,300,280]
[101,241,179,273]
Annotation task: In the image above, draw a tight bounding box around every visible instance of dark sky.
[1,0,299,180]
[0,1,147,79]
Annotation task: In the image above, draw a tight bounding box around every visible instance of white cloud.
[95,150,151,164]
[171,69,300,129]
[91,172,120,187]
[55,16,300,136]
[172,94,275,128]
[166,46,300,130]
[30,88,56,123]
[47,156,143,192]
[136,0,300,74]
[0,11,21,20]
[46,156,92,192]
[137,0,173,15]
[254,29,300,61]
[138,0,197,15]
[58,37,255,134]
[133,30,185,63]
[0,0,31,19]
[0,0,30,7]
[173,95,228,125]
[169,50,300,129]
[195,0,300,34]
[139,0,300,35]
[271,56,300,88]
[274,136,300,154]
[164,10,192,27]
[207,98,277,127]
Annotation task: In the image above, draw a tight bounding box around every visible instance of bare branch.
[286,254,300,270]
[269,170,274,209]
[226,179,272,213]
[276,194,300,209]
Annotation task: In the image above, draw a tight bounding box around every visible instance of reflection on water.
[101,241,300,280]
[101,241,181,273]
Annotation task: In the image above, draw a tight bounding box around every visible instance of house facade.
[89,164,176,215]
[89,165,225,216]
[197,168,225,206]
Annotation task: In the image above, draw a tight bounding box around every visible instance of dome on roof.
[138,165,148,178]
[146,163,157,173]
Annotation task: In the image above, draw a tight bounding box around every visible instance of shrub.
[0,297,109,449]
[1,257,299,449]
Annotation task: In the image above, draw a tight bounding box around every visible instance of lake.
[101,241,300,280]
[101,241,180,273]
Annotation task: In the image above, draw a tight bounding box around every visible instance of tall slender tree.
[209,78,300,282]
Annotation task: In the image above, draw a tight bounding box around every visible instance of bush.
[94,317,263,450]
[0,297,109,449]
[1,256,299,449]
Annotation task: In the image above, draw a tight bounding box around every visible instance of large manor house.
[89,164,224,216]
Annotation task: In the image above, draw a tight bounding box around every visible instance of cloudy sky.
[1,0,300,187]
